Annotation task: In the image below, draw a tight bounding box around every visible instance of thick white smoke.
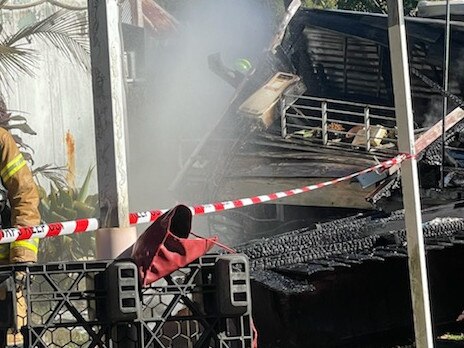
[126,0,275,232]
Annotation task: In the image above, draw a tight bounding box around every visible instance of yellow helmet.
[234,58,252,73]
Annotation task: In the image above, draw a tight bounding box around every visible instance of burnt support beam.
[387,0,434,347]
[415,107,464,153]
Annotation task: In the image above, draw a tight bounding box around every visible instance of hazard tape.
[0,154,408,244]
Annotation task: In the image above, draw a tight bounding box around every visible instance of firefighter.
[0,126,41,348]
[234,58,252,74]
[0,127,40,265]
[207,53,253,88]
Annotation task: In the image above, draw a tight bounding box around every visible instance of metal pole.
[280,98,288,139]
[386,0,434,347]
[321,101,328,145]
[364,106,371,152]
[441,0,451,188]
[88,0,137,259]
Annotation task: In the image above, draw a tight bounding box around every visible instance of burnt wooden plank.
[324,67,381,76]
[226,157,364,178]
[253,133,390,159]
[236,151,376,166]
[249,140,389,163]
[310,52,344,60]
[315,65,381,74]
[308,44,344,51]
[415,107,464,153]
[346,74,383,83]
[346,53,379,59]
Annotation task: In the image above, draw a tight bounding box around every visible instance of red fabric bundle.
[131,204,217,287]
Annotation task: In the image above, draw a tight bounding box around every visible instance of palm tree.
[0,6,90,88]
[0,4,90,169]
[0,4,97,261]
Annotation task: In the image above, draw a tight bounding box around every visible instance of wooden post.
[88,0,137,259]
[132,0,144,27]
[387,0,434,347]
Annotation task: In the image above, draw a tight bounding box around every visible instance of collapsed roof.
[169,6,464,344]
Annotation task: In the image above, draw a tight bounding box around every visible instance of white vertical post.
[88,0,137,259]
[321,101,328,145]
[364,106,371,152]
[387,0,434,347]
[133,0,144,27]
[280,98,288,139]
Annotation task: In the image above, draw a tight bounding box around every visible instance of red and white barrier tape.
[129,154,407,223]
[0,154,409,244]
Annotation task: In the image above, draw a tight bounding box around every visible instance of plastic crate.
[135,254,253,348]
[0,260,114,348]
[0,254,254,348]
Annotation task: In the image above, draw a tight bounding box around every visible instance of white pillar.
[387,0,434,347]
[88,0,137,259]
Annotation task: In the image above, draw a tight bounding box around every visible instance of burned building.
[172,3,464,243]
[170,2,464,347]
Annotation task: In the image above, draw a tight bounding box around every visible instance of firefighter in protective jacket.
[0,127,40,264]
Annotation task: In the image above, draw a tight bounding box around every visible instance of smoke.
[126,0,274,231]
[456,49,464,101]
[421,48,464,128]
[422,96,444,128]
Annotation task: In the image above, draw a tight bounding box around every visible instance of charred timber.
[235,205,464,293]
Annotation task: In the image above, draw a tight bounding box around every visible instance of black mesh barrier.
[0,254,254,348]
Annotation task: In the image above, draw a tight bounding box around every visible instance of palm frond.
[11,133,35,153]
[33,164,68,188]
[0,9,90,87]
[21,10,90,70]
[0,0,9,10]
[0,45,36,87]
[4,120,36,134]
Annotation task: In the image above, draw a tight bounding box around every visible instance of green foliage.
[439,333,464,341]
[307,0,418,14]
[0,5,93,262]
[32,164,68,188]
[0,6,89,168]
[302,0,338,9]
[38,166,98,262]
